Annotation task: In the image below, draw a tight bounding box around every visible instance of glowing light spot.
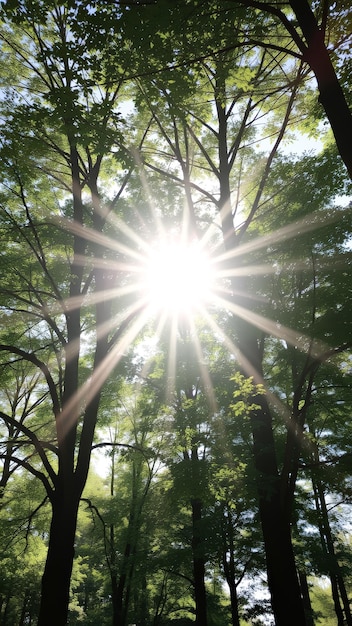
[145,240,213,314]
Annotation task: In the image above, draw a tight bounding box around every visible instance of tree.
[0,472,48,625]
[0,2,146,623]
[104,387,162,626]
[226,0,352,177]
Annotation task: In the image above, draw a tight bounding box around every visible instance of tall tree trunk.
[135,570,148,626]
[237,329,306,626]
[36,166,109,624]
[222,510,241,626]
[227,579,240,626]
[298,569,314,626]
[113,550,130,626]
[311,439,352,626]
[19,590,29,626]
[2,592,11,625]
[311,478,343,623]
[218,167,307,626]
[191,497,208,626]
[289,0,352,178]
[37,138,86,625]
[112,498,139,624]
[38,483,80,626]
[312,470,345,626]
[214,49,307,625]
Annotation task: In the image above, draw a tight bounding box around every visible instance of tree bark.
[191,497,208,626]
[113,549,129,626]
[112,536,137,626]
[298,569,315,626]
[311,439,352,626]
[19,590,29,626]
[1,592,11,625]
[38,484,80,626]
[222,510,241,626]
[236,326,307,626]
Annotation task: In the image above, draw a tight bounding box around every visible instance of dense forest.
[0,1,351,625]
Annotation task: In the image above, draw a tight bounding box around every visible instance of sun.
[145,239,214,315]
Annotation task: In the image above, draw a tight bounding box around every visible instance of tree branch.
[0,346,60,418]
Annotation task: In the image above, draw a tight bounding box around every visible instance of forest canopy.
[0,1,351,625]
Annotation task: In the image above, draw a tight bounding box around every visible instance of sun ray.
[166,314,179,402]
[129,146,166,241]
[214,207,343,267]
[59,305,153,438]
[199,308,314,444]
[43,282,149,321]
[56,216,148,264]
[187,315,218,413]
[211,292,328,359]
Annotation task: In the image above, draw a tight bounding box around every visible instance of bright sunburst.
[145,239,214,315]
[58,198,333,436]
